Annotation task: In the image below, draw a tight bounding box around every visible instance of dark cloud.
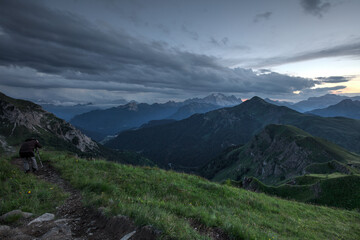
[157,24,171,34]
[181,25,199,40]
[209,37,229,46]
[300,85,346,95]
[300,0,331,18]
[253,12,272,23]
[0,0,318,102]
[316,76,353,83]
[246,41,360,68]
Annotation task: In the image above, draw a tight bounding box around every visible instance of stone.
[28,213,55,225]
[40,224,72,240]
[22,212,33,219]
[0,210,22,221]
[54,218,70,224]
[0,225,10,232]
[120,230,136,240]
[0,210,33,222]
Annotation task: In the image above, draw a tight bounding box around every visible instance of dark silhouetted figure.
[19,138,42,173]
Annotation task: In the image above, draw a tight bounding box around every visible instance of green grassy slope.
[204,124,360,185]
[42,151,360,240]
[237,173,360,210]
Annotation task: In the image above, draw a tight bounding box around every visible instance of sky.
[0,0,359,104]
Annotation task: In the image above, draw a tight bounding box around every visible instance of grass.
[0,156,67,219]
[43,151,360,240]
[239,174,360,210]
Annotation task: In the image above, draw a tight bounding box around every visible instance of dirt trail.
[5,158,157,240]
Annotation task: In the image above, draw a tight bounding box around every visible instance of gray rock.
[22,212,33,219]
[40,224,72,240]
[0,225,10,232]
[54,218,70,224]
[120,230,136,240]
[28,213,55,225]
[11,234,33,240]
[0,210,33,221]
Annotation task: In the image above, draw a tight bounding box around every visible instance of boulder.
[28,213,55,225]
[0,210,33,221]
[0,225,10,232]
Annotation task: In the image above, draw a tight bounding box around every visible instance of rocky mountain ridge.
[0,92,98,153]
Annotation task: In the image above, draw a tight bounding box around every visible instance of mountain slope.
[264,98,294,108]
[203,124,360,184]
[106,97,360,169]
[0,92,98,155]
[169,102,221,120]
[39,151,360,240]
[307,99,360,119]
[236,173,360,210]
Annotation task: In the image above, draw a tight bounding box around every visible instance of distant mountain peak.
[186,93,242,107]
[118,101,139,111]
[244,96,268,105]
[249,96,263,101]
[338,99,355,104]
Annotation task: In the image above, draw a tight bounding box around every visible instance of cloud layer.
[253,12,272,23]
[243,41,360,69]
[0,0,336,102]
[300,0,331,18]
[316,76,353,83]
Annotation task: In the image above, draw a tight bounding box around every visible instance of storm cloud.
[0,0,333,102]
[245,41,360,68]
[316,76,353,83]
[300,0,331,18]
[253,12,272,23]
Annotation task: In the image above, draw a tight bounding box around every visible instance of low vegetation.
[41,151,360,240]
[0,156,67,218]
[232,173,360,210]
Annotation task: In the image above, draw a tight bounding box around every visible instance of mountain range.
[40,103,100,121]
[265,94,360,112]
[70,93,242,141]
[105,96,360,170]
[307,99,360,119]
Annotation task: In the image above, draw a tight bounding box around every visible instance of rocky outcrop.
[0,93,98,153]
[243,128,316,183]
[208,124,357,185]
